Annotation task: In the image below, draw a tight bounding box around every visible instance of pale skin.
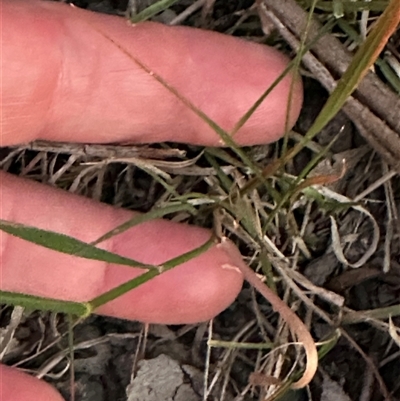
[0,1,303,399]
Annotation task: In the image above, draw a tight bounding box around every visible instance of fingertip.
[97,224,245,324]
[0,365,64,401]
[179,35,304,146]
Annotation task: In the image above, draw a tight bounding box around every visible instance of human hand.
[0,1,303,399]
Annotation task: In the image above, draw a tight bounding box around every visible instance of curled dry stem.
[237,259,318,389]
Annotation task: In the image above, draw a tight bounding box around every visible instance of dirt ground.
[1,1,400,401]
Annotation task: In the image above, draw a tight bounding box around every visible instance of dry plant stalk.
[237,256,318,389]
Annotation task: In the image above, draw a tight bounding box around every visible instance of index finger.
[1,0,302,147]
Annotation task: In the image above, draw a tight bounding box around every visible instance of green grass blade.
[0,219,156,269]
[0,290,91,317]
[231,61,295,137]
[67,314,76,399]
[375,57,400,94]
[92,203,196,245]
[89,269,159,309]
[317,330,340,359]
[205,148,245,168]
[300,0,400,144]
[204,152,233,193]
[208,340,274,349]
[2,236,217,315]
[262,136,337,231]
[89,235,217,309]
[129,0,179,23]
[233,13,337,141]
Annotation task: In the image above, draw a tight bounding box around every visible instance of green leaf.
[89,235,217,309]
[129,0,179,23]
[92,203,196,245]
[0,219,155,269]
[0,290,91,317]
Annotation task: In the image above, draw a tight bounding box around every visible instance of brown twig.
[11,141,186,160]
[261,0,400,132]
[258,0,400,172]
